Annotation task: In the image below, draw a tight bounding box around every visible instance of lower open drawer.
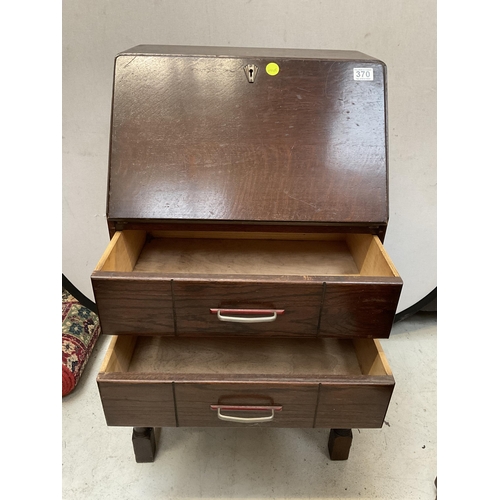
[97,335,395,429]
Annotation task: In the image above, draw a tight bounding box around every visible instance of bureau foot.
[132,427,156,463]
[328,429,353,460]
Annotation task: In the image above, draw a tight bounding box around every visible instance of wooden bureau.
[92,45,402,462]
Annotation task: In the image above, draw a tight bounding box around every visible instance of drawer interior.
[95,230,399,279]
[99,335,392,380]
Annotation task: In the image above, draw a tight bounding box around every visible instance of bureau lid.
[107,45,388,226]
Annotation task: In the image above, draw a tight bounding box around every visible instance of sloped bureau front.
[107,49,389,225]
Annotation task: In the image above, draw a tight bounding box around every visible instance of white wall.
[62,0,436,312]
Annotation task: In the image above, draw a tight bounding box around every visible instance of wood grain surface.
[173,280,324,336]
[320,280,403,338]
[315,382,394,428]
[174,382,317,427]
[98,381,176,427]
[91,277,175,335]
[126,336,362,376]
[107,50,387,225]
[133,238,359,276]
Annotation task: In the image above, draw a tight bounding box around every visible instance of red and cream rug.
[62,288,101,396]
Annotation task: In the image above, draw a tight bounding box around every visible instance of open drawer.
[97,335,395,429]
[92,230,402,338]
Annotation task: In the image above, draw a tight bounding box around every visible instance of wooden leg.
[132,427,156,463]
[328,429,353,460]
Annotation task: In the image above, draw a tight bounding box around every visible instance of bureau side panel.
[315,380,394,428]
[320,280,402,338]
[97,380,176,427]
[92,275,175,335]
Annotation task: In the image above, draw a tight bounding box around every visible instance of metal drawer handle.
[210,308,285,324]
[210,404,282,423]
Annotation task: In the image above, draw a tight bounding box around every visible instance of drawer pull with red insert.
[209,308,285,323]
[210,404,283,423]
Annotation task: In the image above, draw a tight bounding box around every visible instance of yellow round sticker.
[266,62,280,76]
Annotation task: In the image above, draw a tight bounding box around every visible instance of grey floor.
[62,312,437,500]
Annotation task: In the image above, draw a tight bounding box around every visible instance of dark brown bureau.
[92,45,402,462]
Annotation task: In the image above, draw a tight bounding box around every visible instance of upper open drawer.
[92,230,402,338]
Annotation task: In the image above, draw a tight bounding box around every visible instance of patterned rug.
[62,288,101,396]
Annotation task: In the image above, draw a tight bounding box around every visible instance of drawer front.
[98,380,176,427]
[174,281,323,336]
[174,382,318,427]
[98,379,393,429]
[92,277,175,335]
[315,382,394,428]
[320,281,402,338]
